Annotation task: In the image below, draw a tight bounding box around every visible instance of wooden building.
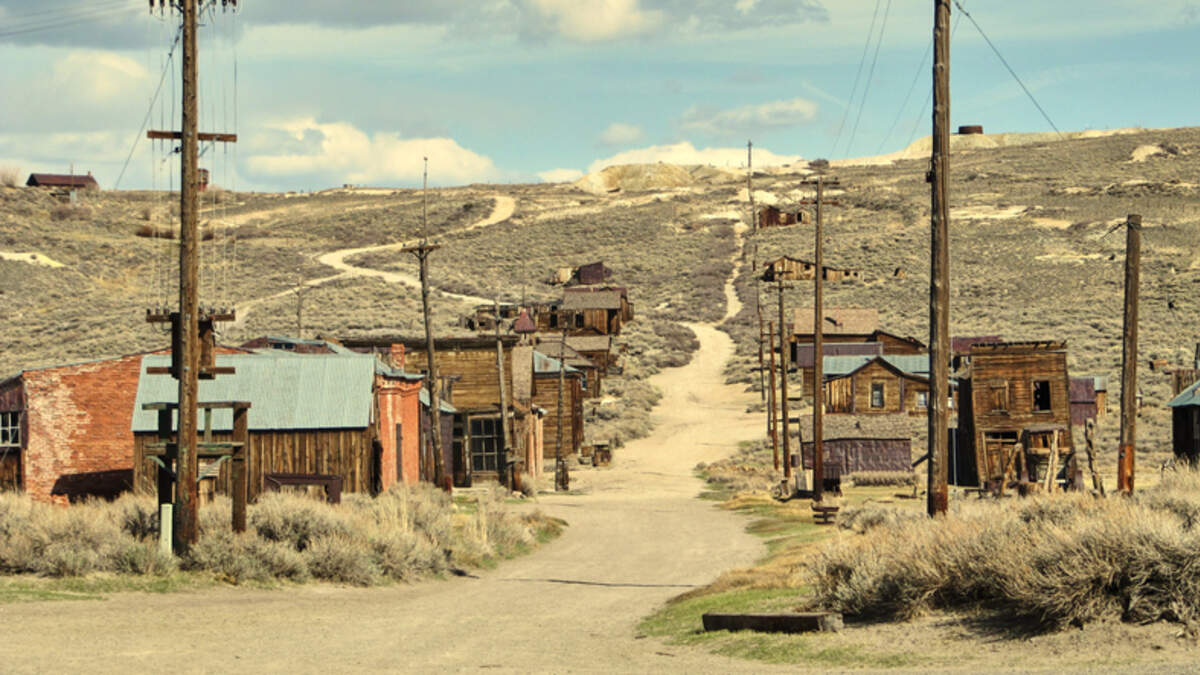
[537,286,634,335]
[793,342,883,398]
[956,341,1077,491]
[533,339,605,399]
[25,172,99,190]
[800,437,912,478]
[791,308,924,359]
[531,350,584,460]
[758,206,809,229]
[1069,375,1108,427]
[132,352,428,501]
[1169,379,1200,464]
[822,355,933,415]
[761,257,861,283]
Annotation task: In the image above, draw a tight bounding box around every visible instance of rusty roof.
[564,335,612,353]
[26,173,98,188]
[1069,376,1096,404]
[951,336,1001,354]
[792,307,879,335]
[562,286,626,310]
[969,340,1068,353]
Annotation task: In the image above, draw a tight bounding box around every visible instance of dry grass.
[847,471,918,487]
[0,486,558,587]
[0,167,19,188]
[809,470,1200,633]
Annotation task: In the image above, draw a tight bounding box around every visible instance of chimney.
[389,343,405,370]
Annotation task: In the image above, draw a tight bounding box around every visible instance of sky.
[0,0,1197,192]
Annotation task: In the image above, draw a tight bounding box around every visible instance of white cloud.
[587,141,801,173]
[599,122,645,146]
[50,51,149,105]
[537,168,584,183]
[681,98,818,136]
[245,117,498,187]
[523,0,663,41]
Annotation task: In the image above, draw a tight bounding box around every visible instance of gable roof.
[26,173,98,188]
[531,350,581,376]
[1169,380,1200,408]
[132,353,378,433]
[823,354,931,379]
[793,342,884,368]
[793,307,879,335]
[534,341,595,369]
[564,334,613,353]
[562,287,626,310]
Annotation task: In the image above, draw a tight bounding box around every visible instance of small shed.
[759,206,808,229]
[1169,380,1200,464]
[799,437,912,476]
[26,173,99,189]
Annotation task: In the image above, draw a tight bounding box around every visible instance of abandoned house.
[760,256,862,283]
[25,172,99,190]
[548,261,612,286]
[132,351,433,501]
[790,308,926,366]
[955,341,1077,491]
[951,336,1001,372]
[1169,379,1200,464]
[0,352,152,503]
[758,205,809,229]
[531,350,585,460]
[822,355,935,415]
[340,335,545,486]
[537,286,634,335]
[240,335,340,354]
[460,303,528,333]
[793,342,883,398]
[532,338,604,399]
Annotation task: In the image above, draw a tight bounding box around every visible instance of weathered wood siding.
[1174,407,1200,462]
[800,438,912,475]
[134,428,375,500]
[532,376,583,459]
[404,345,513,413]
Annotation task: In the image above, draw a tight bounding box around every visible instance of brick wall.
[23,354,144,503]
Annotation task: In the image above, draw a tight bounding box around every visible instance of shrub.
[50,205,91,221]
[848,471,918,487]
[305,534,379,586]
[251,492,351,551]
[0,167,19,188]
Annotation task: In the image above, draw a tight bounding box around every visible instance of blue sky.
[0,0,1196,191]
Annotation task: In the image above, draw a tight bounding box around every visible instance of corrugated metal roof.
[418,388,458,414]
[532,350,580,375]
[1070,376,1097,404]
[823,354,930,378]
[794,342,883,368]
[132,353,377,433]
[1169,380,1200,408]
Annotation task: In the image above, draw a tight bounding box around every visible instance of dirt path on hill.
[0,237,779,673]
[232,194,516,327]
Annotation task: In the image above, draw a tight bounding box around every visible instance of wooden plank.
[147,130,238,143]
[702,612,842,634]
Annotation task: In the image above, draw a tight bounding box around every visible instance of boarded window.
[1033,380,1051,411]
[987,380,1009,412]
[469,416,501,472]
[0,411,19,449]
[870,382,885,408]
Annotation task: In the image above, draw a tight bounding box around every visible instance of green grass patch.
[639,588,916,668]
[0,572,210,603]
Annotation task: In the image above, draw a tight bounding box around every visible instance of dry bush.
[0,167,19,188]
[50,205,91,221]
[809,471,1200,633]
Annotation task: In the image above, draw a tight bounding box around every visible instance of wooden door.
[0,451,20,491]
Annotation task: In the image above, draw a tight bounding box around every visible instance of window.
[987,380,1009,413]
[870,382,885,408]
[916,391,929,409]
[0,411,19,449]
[573,313,584,329]
[1032,380,1052,411]
[469,417,502,473]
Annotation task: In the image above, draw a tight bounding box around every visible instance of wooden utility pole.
[927,0,952,516]
[777,280,792,480]
[768,321,779,470]
[403,158,446,487]
[555,330,569,491]
[494,299,512,488]
[798,177,841,503]
[747,140,755,233]
[1117,214,1142,494]
[173,0,201,552]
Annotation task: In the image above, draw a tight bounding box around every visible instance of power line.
[877,34,932,154]
[845,0,892,158]
[0,1,141,40]
[952,0,1064,139]
[828,0,882,159]
[115,26,183,189]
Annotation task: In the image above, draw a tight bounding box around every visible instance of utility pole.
[756,241,765,401]
[1117,214,1142,494]
[555,330,569,491]
[748,140,755,234]
[768,320,779,471]
[403,158,446,488]
[798,176,841,503]
[777,279,792,481]
[494,299,512,489]
[143,0,239,554]
[927,0,952,516]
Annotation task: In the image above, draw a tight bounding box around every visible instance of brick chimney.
[389,343,405,370]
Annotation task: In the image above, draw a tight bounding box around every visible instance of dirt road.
[0,272,778,673]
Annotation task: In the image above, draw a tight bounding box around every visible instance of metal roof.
[532,350,581,375]
[418,388,458,414]
[822,354,930,378]
[1169,380,1200,408]
[794,342,883,368]
[132,353,378,433]
[564,334,612,353]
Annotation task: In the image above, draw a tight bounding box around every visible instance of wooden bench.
[812,504,840,525]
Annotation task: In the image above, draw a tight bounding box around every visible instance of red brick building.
[0,353,146,503]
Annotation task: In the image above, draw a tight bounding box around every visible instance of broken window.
[469,416,501,473]
[870,382,885,408]
[574,313,584,329]
[549,313,559,329]
[1033,380,1052,411]
[0,411,19,449]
